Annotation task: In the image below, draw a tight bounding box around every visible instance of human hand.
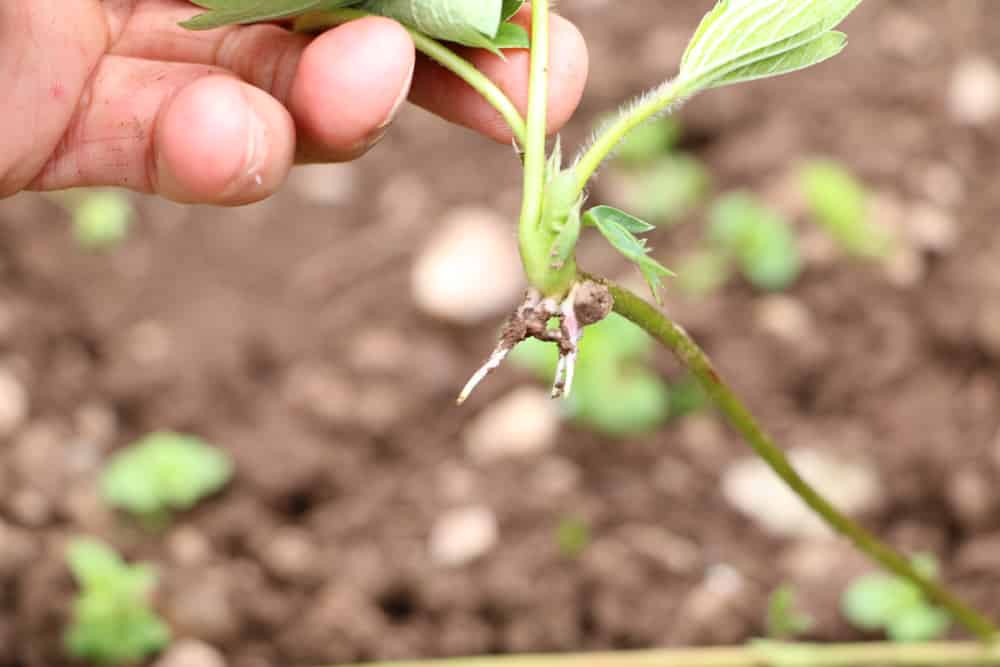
[0,1,588,205]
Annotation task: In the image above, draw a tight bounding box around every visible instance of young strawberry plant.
[64,538,170,665]
[799,158,893,258]
[101,431,233,526]
[179,0,999,649]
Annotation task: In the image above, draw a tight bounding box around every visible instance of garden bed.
[2,2,1000,665]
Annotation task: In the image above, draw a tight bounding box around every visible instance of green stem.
[572,79,693,197]
[294,9,527,145]
[599,279,998,642]
[331,641,1000,667]
[517,0,551,246]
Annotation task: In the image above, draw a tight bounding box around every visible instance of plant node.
[457,279,613,404]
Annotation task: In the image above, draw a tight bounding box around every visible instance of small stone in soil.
[0,367,28,437]
[721,448,880,539]
[411,207,523,325]
[152,639,227,667]
[288,163,358,206]
[167,526,215,567]
[949,56,1000,126]
[0,519,38,577]
[429,506,499,567]
[464,387,560,463]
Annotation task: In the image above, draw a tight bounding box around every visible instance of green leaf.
[800,158,892,257]
[887,606,952,643]
[511,314,676,437]
[680,0,862,91]
[65,538,170,664]
[617,155,710,224]
[491,21,530,50]
[502,0,525,21]
[101,432,233,518]
[767,585,815,639]
[706,31,848,89]
[709,192,800,291]
[676,249,733,297]
[842,574,923,630]
[556,516,591,558]
[72,190,133,250]
[605,116,681,164]
[584,206,675,303]
[584,205,657,234]
[360,0,507,49]
[181,0,337,30]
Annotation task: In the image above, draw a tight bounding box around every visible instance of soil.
[4,2,1000,666]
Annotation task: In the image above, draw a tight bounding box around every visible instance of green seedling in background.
[767,584,815,640]
[605,116,681,165]
[64,538,170,665]
[707,192,801,291]
[101,431,232,524]
[555,515,591,559]
[799,159,891,258]
[842,554,951,642]
[45,188,134,250]
[675,248,734,297]
[620,155,711,225]
[512,313,704,436]
[600,114,710,225]
[73,190,133,250]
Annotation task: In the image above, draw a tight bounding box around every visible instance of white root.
[457,345,511,405]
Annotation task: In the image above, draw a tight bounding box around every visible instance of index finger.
[407,8,589,144]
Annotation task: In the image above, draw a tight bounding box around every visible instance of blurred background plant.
[600,116,711,226]
[766,584,815,640]
[64,538,170,665]
[512,313,705,436]
[101,431,232,527]
[45,189,134,251]
[842,554,953,642]
[799,158,893,259]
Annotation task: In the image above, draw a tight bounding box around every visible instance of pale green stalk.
[572,79,695,197]
[516,0,551,243]
[330,640,1000,667]
[294,9,527,145]
[603,279,998,643]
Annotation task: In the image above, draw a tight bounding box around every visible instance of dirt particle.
[464,387,560,463]
[949,56,1000,126]
[573,280,613,326]
[152,639,227,667]
[0,367,28,437]
[411,208,523,325]
[429,506,499,567]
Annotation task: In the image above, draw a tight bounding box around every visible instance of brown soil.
[4,2,1000,666]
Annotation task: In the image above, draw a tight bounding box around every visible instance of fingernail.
[379,58,415,130]
[241,104,269,188]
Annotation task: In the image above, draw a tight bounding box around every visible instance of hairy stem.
[517,0,551,247]
[598,278,998,643]
[332,641,1000,667]
[572,79,693,197]
[294,9,527,145]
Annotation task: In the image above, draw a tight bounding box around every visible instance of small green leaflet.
[583,206,675,304]
[181,0,341,30]
[678,0,862,91]
[181,0,529,53]
[707,31,846,88]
